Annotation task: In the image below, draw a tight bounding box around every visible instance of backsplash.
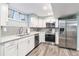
[30,28,49,32]
[1,26,27,37]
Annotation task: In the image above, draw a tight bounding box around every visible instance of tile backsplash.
[1,26,27,37]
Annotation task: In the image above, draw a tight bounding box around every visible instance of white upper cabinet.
[42,19,47,27]
[38,17,56,28]
[45,17,55,23]
[0,4,8,26]
[30,16,39,27]
[45,18,51,23]
[30,16,47,28]
[38,18,46,28]
[38,18,43,27]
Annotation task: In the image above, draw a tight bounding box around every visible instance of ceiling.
[8,3,79,18]
[8,3,53,17]
[51,3,79,18]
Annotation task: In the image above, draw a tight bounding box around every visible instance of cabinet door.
[0,44,4,56]
[42,19,46,27]
[4,41,17,56]
[39,32,45,43]
[28,36,34,52]
[46,18,50,23]
[18,38,28,56]
[30,17,38,27]
[38,18,43,27]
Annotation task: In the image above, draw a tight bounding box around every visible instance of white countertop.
[0,32,39,44]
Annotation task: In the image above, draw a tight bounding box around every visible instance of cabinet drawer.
[4,41,17,48]
[4,41,17,56]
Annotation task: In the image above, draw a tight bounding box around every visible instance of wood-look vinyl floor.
[28,42,79,56]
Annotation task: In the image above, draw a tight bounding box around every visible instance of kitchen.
[0,3,79,56]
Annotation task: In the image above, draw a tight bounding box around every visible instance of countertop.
[0,32,39,44]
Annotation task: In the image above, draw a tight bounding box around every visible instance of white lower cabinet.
[18,38,28,56]
[4,41,18,56]
[0,44,4,56]
[18,35,34,56]
[28,36,34,52]
[39,32,45,43]
[0,35,35,56]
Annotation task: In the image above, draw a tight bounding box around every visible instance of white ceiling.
[51,3,79,18]
[8,3,79,18]
[8,3,53,17]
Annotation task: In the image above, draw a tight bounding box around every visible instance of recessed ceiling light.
[43,6,48,10]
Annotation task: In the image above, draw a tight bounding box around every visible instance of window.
[19,13,25,21]
[8,9,14,18]
[8,9,28,22]
[13,11,19,20]
[25,15,27,22]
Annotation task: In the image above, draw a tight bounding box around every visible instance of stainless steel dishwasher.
[35,34,39,47]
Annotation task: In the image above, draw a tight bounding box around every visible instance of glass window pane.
[13,11,19,20]
[8,9,14,18]
[25,15,27,22]
[19,13,25,21]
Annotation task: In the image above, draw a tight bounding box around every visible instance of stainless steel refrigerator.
[59,19,77,49]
